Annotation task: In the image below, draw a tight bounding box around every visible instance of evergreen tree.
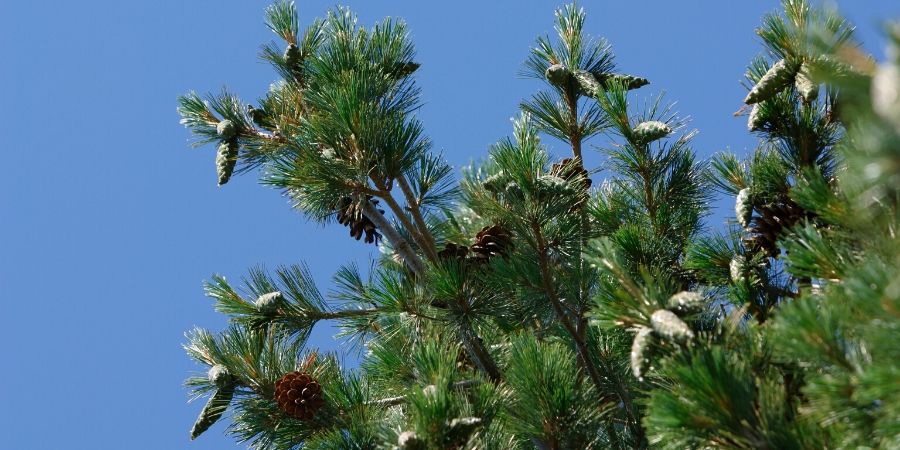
[178,1,899,448]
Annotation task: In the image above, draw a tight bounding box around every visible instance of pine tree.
[178,1,899,448]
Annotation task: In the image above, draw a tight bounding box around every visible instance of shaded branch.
[361,198,427,277]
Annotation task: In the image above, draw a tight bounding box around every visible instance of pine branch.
[456,320,502,382]
[371,176,439,264]
[396,175,438,254]
[369,379,478,407]
[360,197,427,277]
[529,222,603,392]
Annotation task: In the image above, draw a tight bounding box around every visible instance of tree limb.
[361,197,427,277]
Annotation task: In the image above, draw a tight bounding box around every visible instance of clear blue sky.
[0,1,896,448]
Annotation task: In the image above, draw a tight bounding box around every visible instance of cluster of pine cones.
[437,224,513,263]
[335,196,383,244]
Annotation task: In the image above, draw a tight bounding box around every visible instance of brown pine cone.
[744,199,808,257]
[335,196,383,244]
[274,371,325,421]
[470,225,513,261]
[550,158,592,191]
[438,242,470,261]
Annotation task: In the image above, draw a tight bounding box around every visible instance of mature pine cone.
[274,371,325,421]
[335,196,382,244]
[550,158,592,191]
[437,242,470,261]
[470,225,512,261]
[744,199,808,257]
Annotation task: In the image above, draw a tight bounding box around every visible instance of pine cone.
[598,73,650,90]
[630,326,653,379]
[667,291,705,313]
[391,62,420,79]
[283,43,301,66]
[190,385,235,440]
[470,225,512,261]
[743,199,808,257]
[216,139,239,186]
[730,255,746,284]
[650,309,694,343]
[255,291,284,315]
[747,104,767,132]
[744,59,800,104]
[795,62,819,103]
[545,64,573,88]
[248,105,275,131]
[632,121,672,145]
[216,119,236,140]
[335,196,382,244]
[438,242,470,261]
[398,431,426,450]
[735,188,753,227]
[573,70,601,96]
[550,158,592,191]
[274,371,325,421]
[208,364,234,387]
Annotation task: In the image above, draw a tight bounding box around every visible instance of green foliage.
[177,1,900,448]
[503,335,607,448]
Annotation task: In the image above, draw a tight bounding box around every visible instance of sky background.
[0,1,897,448]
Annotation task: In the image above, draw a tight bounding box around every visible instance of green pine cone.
[216,120,236,140]
[482,171,507,193]
[190,384,235,440]
[600,73,650,90]
[747,104,766,131]
[630,326,653,379]
[730,255,745,284]
[545,64,572,88]
[207,364,233,388]
[536,174,573,197]
[632,120,672,144]
[667,291,705,312]
[255,291,284,315]
[744,59,799,104]
[283,43,301,66]
[573,69,601,96]
[216,140,239,186]
[795,62,819,103]
[735,188,752,227]
[650,309,694,343]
